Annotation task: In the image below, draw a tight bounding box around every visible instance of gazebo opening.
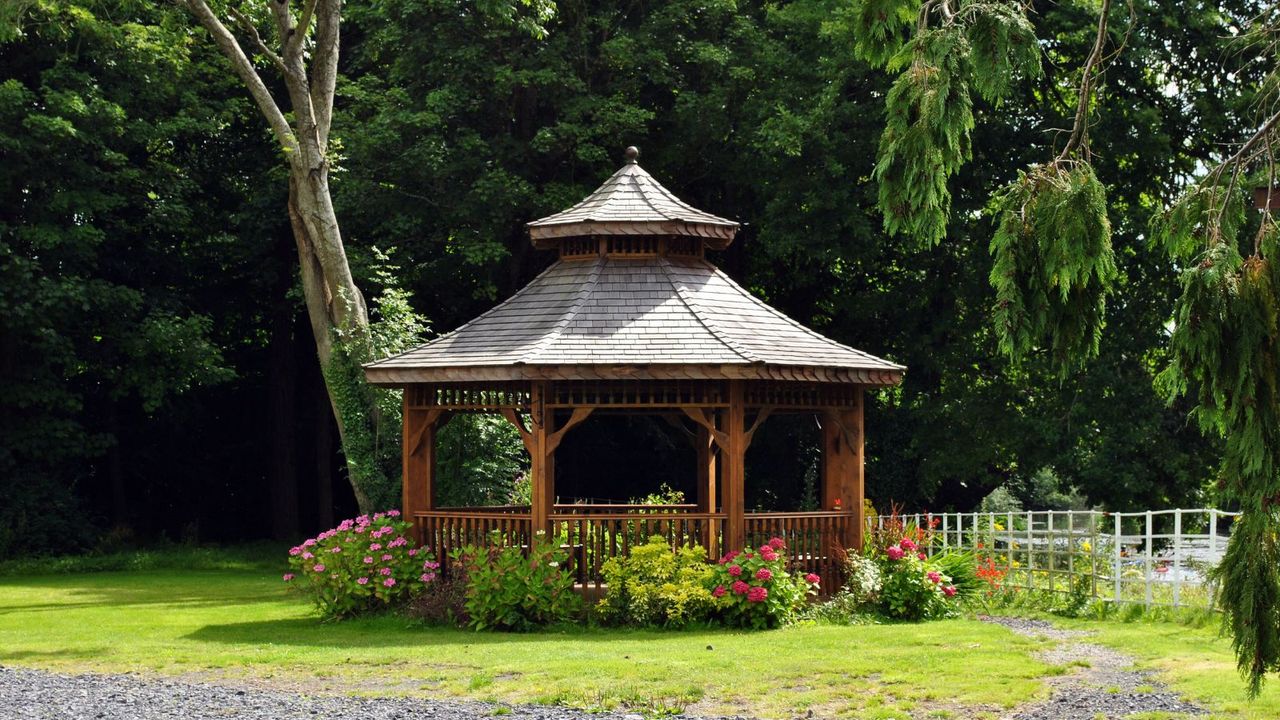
[364,146,905,591]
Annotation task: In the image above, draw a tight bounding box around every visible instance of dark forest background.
[1,0,1253,557]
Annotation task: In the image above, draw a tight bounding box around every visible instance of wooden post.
[696,422,718,557]
[402,393,446,546]
[821,388,864,551]
[530,381,552,535]
[723,381,746,552]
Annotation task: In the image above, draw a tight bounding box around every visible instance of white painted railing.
[874,508,1240,609]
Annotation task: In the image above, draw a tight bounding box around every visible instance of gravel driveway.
[0,666,670,720]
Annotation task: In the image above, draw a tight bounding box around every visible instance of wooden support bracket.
[823,408,859,452]
[499,408,536,455]
[680,407,728,449]
[408,408,451,456]
[743,407,773,450]
[544,407,594,455]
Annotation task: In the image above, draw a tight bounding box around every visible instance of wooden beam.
[822,393,864,551]
[403,399,450,545]
[544,406,594,455]
[529,381,552,534]
[723,380,746,552]
[680,406,729,449]
[696,422,719,558]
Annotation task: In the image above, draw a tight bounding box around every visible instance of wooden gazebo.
[364,147,904,587]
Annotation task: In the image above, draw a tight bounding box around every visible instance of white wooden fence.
[878,509,1240,609]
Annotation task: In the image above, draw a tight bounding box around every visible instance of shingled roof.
[526,147,740,248]
[364,148,904,387]
[364,254,903,385]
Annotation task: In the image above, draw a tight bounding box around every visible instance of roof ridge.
[657,256,761,364]
[628,167,671,219]
[706,264,906,370]
[363,261,568,369]
[515,254,607,364]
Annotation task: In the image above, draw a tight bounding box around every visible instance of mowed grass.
[1051,614,1280,720]
[0,568,1051,719]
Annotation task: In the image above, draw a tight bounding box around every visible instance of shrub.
[708,537,820,629]
[930,550,981,599]
[285,510,438,619]
[406,571,470,626]
[842,550,883,606]
[458,532,581,631]
[874,537,960,621]
[800,589,878,625]
[597,536,715,627]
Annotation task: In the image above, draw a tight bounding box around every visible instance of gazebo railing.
[550,511,726,589]
[745,511,851,583]
[415,510,534,573]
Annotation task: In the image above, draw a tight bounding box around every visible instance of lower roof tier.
[364,255,904,386]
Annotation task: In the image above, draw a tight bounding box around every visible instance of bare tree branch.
[175,0,296,155]
[288,0,319,53]
[310,0,339,149]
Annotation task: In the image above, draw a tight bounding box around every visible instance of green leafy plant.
[457,532,581,631]
[870,534,961,621]
[708,538,820,629]
[285,511,438,620]
[596,536,715,628]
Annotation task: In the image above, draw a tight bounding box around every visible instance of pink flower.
[383,578,396,587]
[885,546,904,561]
[363,556,374,564]
[917,552,927,560]
[744,552,755,560]
[288,547,301,556]
[302,539,316,547]
[302,552,314,560]
[731,580,750,595]
[387,509,401,517]
[357,577,369,585]
[728,565,743,577]
[720,550,739,564]
[900,538,917,551]
[755,567,773,581]
[369,543,382,551]
[768,537,785,550]
[282,573,295,582]
[761,550,779,562]
[423,560,440,570]
[313,564,326,572]
[804,573,820,585]
[927,571,941,584]
[381,554,393,561]
[380,567,392,576]
[374,512,386,521]
[747,586,768,603]
[712,585,727,598]
[759,544,773,555]
[408,548,419,557]
[943,585,957,597]
[330,546,341,553]
[420,573,436,583]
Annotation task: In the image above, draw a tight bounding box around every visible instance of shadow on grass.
[0,648,111,663]
[184,617,732,650]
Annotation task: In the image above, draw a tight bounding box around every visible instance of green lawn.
[0,566,1276,719]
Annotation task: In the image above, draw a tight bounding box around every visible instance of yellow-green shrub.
[597,536,714,628]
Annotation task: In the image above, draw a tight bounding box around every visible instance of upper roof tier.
[527,147,740,250]
[364,254,904,385]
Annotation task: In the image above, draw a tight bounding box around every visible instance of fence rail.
[881,508,1239,609]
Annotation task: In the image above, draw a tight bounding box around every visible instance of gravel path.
[0,666,696,720]
[980,616,1206,720]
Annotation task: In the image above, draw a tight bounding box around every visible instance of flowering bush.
[708,537,819,628]
[458,532,581,631]
[874,537,958,621]
[597,536,715,627]
[842,550,882,607]
[285,510,437,619]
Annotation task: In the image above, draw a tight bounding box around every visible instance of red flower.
[754,567,773,581]
[712,585,727,598]
[900,538,917,551]
[728,564,743,577]
[804,573,820,585]
[768,537,785,550]
[761,550,779,562]
[746,586,768,603]
[731,580,750,595]
[943,585,957,597]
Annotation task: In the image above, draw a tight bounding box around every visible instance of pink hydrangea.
[303,538,316,547]
[768,537,785,550]
[804,573,820,585]
[943,585,957,597]
[363,556,374,564]
[712,585,727,598]
[289,547,301,556]
[885,545,905,561]
[420,573,436,583]
[746,586,768,603]
[728,564,743,577]
[383,578,396,587]
[423,560,440,570]
[357,577,369,585]
[380,567,392,576]
[720,550,740,564]
[731,580,750,595]
[387,509,401,517]
[302,552,314,560]
[759,544,773,555]
[900,538,917,551]
[329,546,342,553]
[369,543,382,551]
[761,550,779,562]
[313,564,326,572]
[743,552,754,560]
[755,567,773,581]
[282,573,294,582]
[408,548,418,557]
[917,552,927,560]
[927,571,942,584]
[381,554,393,561]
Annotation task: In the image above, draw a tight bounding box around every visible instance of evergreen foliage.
[988,163,1117,370]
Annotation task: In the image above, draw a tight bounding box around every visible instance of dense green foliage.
[597,536,716,628]
[0,0,1258,559]
[457,534,581,631]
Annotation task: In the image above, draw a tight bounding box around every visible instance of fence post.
[1026,510,1035,592]
[1067,511,1075,593]
[988,512,996,561]
[1173,509,1182,608]
[1113,512,1122,604]
[1047,510,1056,591]
[1089,511,1098,599]
[1208,509,1219,608]
[942,514,949,550]
[1152,509,1162,604]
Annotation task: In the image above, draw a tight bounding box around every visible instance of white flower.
[548,561,560,568]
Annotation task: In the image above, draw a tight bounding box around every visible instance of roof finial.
[624,145,639,164]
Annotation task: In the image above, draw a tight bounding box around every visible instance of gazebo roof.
[364,254,903,385]
[364,148,904,387]
[526,147,740,249]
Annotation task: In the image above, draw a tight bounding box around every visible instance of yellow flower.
[1080,541,1092,553]
[1011,560,1021,568]
[994,522,1005,531]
